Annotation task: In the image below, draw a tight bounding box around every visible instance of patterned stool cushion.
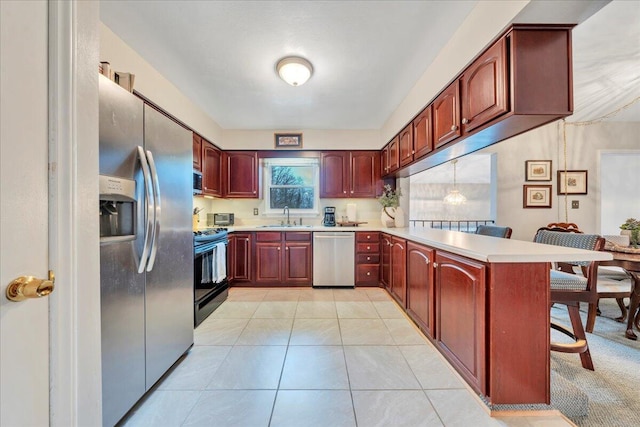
[550,269,588,291]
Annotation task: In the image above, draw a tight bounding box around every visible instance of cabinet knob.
[343,190,347,194]
[246,238,249,242]
[253,190,257,194]
[412,150,415,154]
[433,262,438,268]
[450,125,458,131]
[462,118,469,125]
[351,190,354,194]
[366,272,371,276]
[367,256,371,261]
[425,258,430,265]
[204,186,208,190]
[285,247,289,251]
[367,246,370,250]
[277,247,281,251]
[367,236,371,239]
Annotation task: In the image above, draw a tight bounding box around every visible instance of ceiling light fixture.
[276,56,313,86]
[443,159,467,206]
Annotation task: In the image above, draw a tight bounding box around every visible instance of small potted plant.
[620,218,640,247]
[378,184,403,227]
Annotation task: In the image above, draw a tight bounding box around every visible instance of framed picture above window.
[557,170,587,195]
[523,185,552,208]
[525,160,552,181]
[274,133,303,148]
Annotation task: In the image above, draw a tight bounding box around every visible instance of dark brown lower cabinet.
[406,242,435,339]
[389,236,407,307]
[435,251,486,394]
[380,233,392,290]
[254,231,312,286]
[228,233,252,284]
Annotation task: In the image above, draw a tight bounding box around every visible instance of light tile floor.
[121,287,571,427]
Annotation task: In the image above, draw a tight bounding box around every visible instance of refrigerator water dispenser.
[99,175,136,242]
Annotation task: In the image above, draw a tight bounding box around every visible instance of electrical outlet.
[253,208,259,215]
[571,200,579,209]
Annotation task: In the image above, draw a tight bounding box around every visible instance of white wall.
[221,129,380,150]
[100,23,224,144]
[481,121,640,240]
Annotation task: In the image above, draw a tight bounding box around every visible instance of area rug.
[549,299,640,426]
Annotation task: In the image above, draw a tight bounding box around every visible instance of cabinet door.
[406,242,435,338]
[202,141,222,197]
[192,133,202,171]
[320,151,349,198]
[390,237,407,307]
[284,242,312,285]
[380,234,392,290]
[226,151,258,198]
[231,233,252,282]
[350,151,380,198]
[435,251,486,393]
[433,81,461,148]
[387,136,400,173]
[460,38,508,134]
[254,242,282,285]
[381,145,390,177]
[398,124,414,167]
[412,106,433,159]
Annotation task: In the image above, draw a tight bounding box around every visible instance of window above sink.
[263,158,320,216]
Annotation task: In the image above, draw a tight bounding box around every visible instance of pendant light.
[443,159,467,205]
[276,56,313,86]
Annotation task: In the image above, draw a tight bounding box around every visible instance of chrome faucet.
[283,206,290,225]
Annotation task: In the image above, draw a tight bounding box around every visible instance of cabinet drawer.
[356,264,380,285]
[356,242,380,254]
[356,232,380,243]
[356,254,380,264]
[255,231,282,242]
[285,231,312,242]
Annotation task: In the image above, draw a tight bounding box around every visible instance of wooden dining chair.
[547,222,581,232]
[534,227,605,370]
[475,225,512,239]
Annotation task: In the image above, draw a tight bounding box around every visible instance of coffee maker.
[322,206,336,226]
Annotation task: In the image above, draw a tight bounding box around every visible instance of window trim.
[263,158,320,216]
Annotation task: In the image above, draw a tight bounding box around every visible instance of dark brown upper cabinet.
[192,133,202,171]
[225,151,258,198]
[201,139,222,197]
[433,81,461,149]
[398,123,414,167]
[412,105,433,160]
[460,37,508,134]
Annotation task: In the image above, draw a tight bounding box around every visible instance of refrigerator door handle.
[145,149,161,272]
[137,146,155,274]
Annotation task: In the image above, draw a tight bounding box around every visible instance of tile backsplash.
[193,197,382,227]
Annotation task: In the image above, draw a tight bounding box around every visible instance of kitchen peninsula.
[226,225,612,406]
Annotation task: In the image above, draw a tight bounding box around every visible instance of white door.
[0,1,51,425]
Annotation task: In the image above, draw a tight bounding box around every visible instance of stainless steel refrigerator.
[99,75,193,427]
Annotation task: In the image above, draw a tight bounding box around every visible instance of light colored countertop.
[224,225,613,264]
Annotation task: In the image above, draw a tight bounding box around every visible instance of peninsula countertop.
[224,225,613,264]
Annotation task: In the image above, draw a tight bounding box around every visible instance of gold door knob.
[6,271,55,302]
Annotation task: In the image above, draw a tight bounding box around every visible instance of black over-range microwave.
[193,170,203,195]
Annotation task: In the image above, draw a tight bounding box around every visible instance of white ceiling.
[100,0,639,131]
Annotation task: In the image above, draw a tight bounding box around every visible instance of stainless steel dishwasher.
[313,232,355,287]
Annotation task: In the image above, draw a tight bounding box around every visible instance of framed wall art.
[274,133,303,148]
[557,170,587,195]
[523,185,552,208]
[525,160,552,181]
